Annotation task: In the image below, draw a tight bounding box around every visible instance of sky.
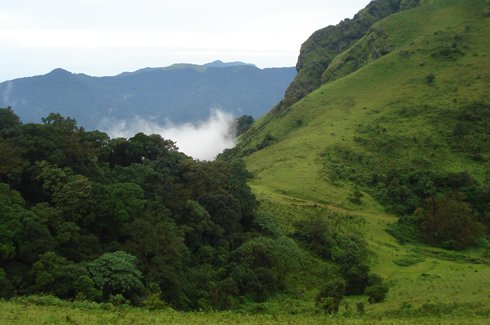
[0,0,371,82]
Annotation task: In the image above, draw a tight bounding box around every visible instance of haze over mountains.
[0,61,295,131]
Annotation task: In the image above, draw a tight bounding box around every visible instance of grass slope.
[240,0,490,314]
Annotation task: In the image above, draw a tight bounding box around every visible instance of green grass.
[2,299,490,324]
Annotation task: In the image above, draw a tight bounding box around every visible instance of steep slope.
[282,0,421,107]
[238,0,490,313]
[0,63,295,130]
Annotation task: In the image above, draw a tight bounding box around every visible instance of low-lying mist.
[103,110,237,161]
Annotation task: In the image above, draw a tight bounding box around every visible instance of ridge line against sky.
[0,0,370,82]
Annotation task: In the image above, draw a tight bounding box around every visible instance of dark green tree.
[236,115,254,136]
[364,273,388,303]
[30,251,86,298]
[0,107,22,138]
[421,192,485,249]
[87,251,144,301]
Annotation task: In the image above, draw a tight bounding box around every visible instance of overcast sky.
[0,0,370,82]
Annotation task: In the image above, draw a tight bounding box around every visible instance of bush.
[142,292,167,310]
[348,187,364,204]
[315,277,346,314]
[386,215,422,244]
[108,294,128,306]
[393,253,424,267]
[421,192,485,249]
[74,275,102,302]
[12,295,65,306]
[365,283,388,303]
[293,214,333,258]
[425,72,435,85]
[356,302,365,314]
[365,273,388,303]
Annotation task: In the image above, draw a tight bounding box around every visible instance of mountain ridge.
[281,0,421,107]
[0,61,295,130]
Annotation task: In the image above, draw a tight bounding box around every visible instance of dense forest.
[0,107,385,312]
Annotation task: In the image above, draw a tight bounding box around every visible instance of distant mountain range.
[0,60,295,130]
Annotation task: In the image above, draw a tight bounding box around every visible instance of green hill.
[233,0,490,315]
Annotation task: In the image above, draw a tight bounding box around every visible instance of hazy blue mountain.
[203,60,256,68]
[0,62,295,130]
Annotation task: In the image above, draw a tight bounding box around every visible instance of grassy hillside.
[236,0,490,314]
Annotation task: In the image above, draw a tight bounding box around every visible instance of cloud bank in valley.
[104,110,236,161]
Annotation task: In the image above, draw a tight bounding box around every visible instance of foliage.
[392,253,424,267]
[426,73,435,84]
[386,215,422,244]
[0,108,374,311]
[87,251,144,301]
[236,115,255,136]
[365,284,389,303]
[364,274,389,303]
[293,213,334,258]
[315,277,346,314]
[31,251,86,298]
[420,192,485,249]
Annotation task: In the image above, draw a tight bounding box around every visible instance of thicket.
[293,212,388,312]
[0,108,379,311]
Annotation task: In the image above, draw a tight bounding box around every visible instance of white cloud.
[104,110,236,161]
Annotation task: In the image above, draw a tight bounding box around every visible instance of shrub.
[356,302,365,314]
[426,73,435,84]
[421,192,485,249]
[365,273,388,303]
[386,214,422,244]
[348,187,364,204]
[315,277,346,314]
[74,275,102,302]
[365,283,389,303]
[393,253,424,267]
